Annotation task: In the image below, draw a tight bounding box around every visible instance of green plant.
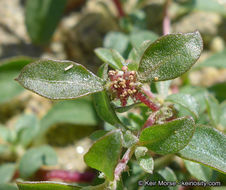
[14,29,226,190]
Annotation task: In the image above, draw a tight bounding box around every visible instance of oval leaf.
[104,32,130,56]
[178,125,226,174]
[138,155,154,174]
[19,145,57,178]
[0,184,18,190]
[139,117,195,154]
[205,94,220,127]
[0,163,16,183]
[94,48,125,70]
[127,40,152,71]
[40,98,99,136]
[25,0,67,44]
[180,86,208,114]
[220,101,226,129]
[158,167,178,190]
[16,59,104,100]
[17,181,81,190]
[208,82,226,103]
[196,49,226,69]
[184,160,213,181]
[93,64,121,125]
[0,56,34,104]
[84,130,122,181]
[166,93,199,119]
[138,31,203,82]
[15,114,39,147]
[130,30,158,50]
[93,91,121,125]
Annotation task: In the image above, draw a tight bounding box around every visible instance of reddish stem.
[141,86,155,99]
[112,0,125,17]
[163,0,171,35]
[135,92,160,111]
[35,169,96,183]
[114,148,133,181]
[171,84,179,94]
[142,111,158,130]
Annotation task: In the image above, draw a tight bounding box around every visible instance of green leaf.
[143,173,170,190]
[84,130,122,181]
[0,144,8,154]
[138,31,203,82]
[155,80,172,98]
[135,146,148,158]
[93,91,120,126]
[97,63,108,81]
[114,102,142,113]
[120,113,144,131]
[0,56,33,104]
[208,82,226,103]
[93,64,121,125]
[166,93,199,119]
[139,117,195,154]
[16,59,104,100]
[0,124,11,142]
[158,167,177,190]
[127,40,152,71]
[17,181,81,190]
[184,160,213,181]
[196,49,226,69]
[138,156,154,174]
[135,146,154,174]
[178,125,226,174]
[89,130,108,141]
[130,30,158,50]
[220,101,226,129]
[95,48,125,70]
[19,145,57,178]
[15,114,39,147]
[0,184,18,190]
[181,0,226,16]
[122,130,138,148]
[180,86,208,113]
[0,163,16,183]
[40,98,99,136]
[81,182,109,190]
[104,32,130,56]
[205,94,220,127]
[25,0,67,44]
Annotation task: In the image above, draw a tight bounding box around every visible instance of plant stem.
[135,92,160,111]
[35,169,96,183]
[114,147,135,181]
[142,111,158,130]
[154,154,175,171]
[141,85,155,99]
[112,0,125,17]
[163,0,171,35]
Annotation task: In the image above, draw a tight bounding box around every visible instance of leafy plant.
[0,114,58,182]
[14,29,226,189]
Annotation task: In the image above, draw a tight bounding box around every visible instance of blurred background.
[0,0,225,189]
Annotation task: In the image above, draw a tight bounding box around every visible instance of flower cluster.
[108,66,141,106]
